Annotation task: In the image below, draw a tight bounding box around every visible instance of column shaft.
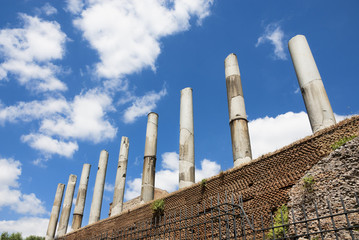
[141,112,158,202]
[72,164,91,230]
[179,87,195,189]
[57,174,77,237]
[45,183,65,240]
[88,150,108,224]
[288,35,336,133]
[224,53,252,167]
[111,136,129,216]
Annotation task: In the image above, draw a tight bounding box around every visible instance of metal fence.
[76,192,359,240]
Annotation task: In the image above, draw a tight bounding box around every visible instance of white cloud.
[66,0,84,14]
[124,152,221,201]
[248,111,353,159]
[123,88,167,124]
[40,90,117,142]
[72,0,213,79]
[21,134,79,158]
[0,217,48,237]
[104,183,114,192]
[41,3,58,16]
[0,14,67,92]
[256,23,287,60]
[0,158,47,215]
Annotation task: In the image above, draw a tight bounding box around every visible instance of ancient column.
[88,150,109,224]
[288,35,336,133]
[57,174,77,237]
[45,183,65,240]
[179,87,195,189]
[140,112,158,203]
[72,163,91,230]
[224,53,252,168]
[110,136,129,216]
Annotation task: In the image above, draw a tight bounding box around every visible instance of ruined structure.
[45,183,64,240]
[57,174,77,237]
[88,150,108,224]
[224,53,252,167]
[72,164,91,230]
[289,34,336,133]
[110,136,129,216]
[140,112,158,203]
[179,87,195,189]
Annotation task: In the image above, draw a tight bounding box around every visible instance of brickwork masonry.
[59,115,359,240]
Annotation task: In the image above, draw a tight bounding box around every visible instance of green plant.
[266,205,289,239]
[331,135,357,150]
[200,179,207,188]
[151,199,165,216]
[303,175,315,192]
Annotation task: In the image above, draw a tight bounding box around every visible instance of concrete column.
[45,183,65,240]
[140,112,158,203]
[179,87,195,189]
[224,53,252,168]
[57,174,77,237]
[288,35,336,133]
[88,150,109,224]
[72,164,91,230]
[111,136,129,216]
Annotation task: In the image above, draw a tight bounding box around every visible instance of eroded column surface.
[288,35,336,133]
[57,174,77,237]
[111,136,129,216]
[225,53,252,168]
[179,87,195,189]
[72,164,91,230]
[141,112,158,203]
[88,150,109,224]
[45,183,65,240]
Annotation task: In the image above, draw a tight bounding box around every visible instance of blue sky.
[0,0,358,237]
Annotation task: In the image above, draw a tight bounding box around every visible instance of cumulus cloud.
[21,134,78,158]
[71,0,213,79]
[0,14,67,91]
[248,111,353,159]
[123,88,167,123]
[256,23,287,60]
[0,217,48,237]
[104,183,114,192]
[0,158,46,215]
[124,152,221,201]
[41,3,58,16]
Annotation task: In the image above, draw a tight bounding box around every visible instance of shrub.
[303,175,315,192]
[151,199,165,216]
[266,205,289,239]
[200,179,207,188]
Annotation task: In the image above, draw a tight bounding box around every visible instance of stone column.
[88,150,109,224]
[288,35,336,133]
[179,87,195,189]
[224,53,252,168]
[72,164,91,230]
[140,112,158,203]
[111,136,129,216]
[57,174,77,237]
[45,183,65,240]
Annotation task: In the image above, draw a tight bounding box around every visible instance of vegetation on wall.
[303,175,315,193]
[266,205,289,239]
[151,199,165,216]
[331,135,357,150]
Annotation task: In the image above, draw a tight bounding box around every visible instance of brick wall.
[60,115,359,239]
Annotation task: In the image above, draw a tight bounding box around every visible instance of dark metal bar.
[301,203,311,239]
[327,199,339,240]
[340,196,355,239]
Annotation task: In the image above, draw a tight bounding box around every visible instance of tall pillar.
[179,87,195,189]
[111,136,129,216]
[140,112,158,203]
[288,35,336,133]
[88,150,109,224]
[57,174,77,237]
[72,164,91,230]
[224,53,252,168]
[45,183,65,240]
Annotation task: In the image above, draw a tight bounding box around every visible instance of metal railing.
[66,192,359,240]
